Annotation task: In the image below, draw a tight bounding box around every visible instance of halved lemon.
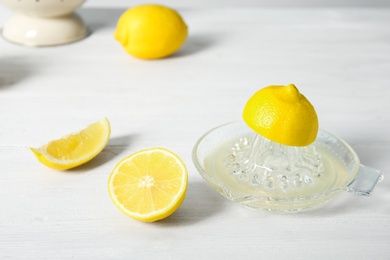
[30,118,111,170]
[243,84,318,146]
[108,148,188,222]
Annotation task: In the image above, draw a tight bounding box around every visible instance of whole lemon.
[243,84,318,147]
[114,4,188,59]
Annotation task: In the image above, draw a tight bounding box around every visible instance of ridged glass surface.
[193,121,363,212]
[226,134,325,192]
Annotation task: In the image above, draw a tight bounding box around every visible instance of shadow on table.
[171,32,221,58]
[68,134,137,172]
[78,8,125,33]
[78,7,221,58]
[300,185,389,217]
[0,56,33,89]
[346,139,387,169]
[155,180,228,226]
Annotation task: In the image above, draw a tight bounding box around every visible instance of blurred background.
[82,0,390,8]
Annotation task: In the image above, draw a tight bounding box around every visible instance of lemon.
[242,84,318,147]
[114,4,188,59]
[108,148,188,222]
[30,118,111,170]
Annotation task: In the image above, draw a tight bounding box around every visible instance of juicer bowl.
[192,121,383,212]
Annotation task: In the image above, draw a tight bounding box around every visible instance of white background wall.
[84,0,390,8]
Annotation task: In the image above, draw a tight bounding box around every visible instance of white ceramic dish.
[1,0,88,46]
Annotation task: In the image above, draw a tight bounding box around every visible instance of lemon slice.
[108,148,188,222]
[30,118,111,170]
[243,84,318,146]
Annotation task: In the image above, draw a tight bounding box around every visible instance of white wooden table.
[1,4,389,259]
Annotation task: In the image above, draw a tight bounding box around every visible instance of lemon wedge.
[30,118,111,170]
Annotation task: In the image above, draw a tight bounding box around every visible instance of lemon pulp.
[108,148,188,222]
[30,118,111,170]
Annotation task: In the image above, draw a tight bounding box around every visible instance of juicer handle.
[347,164,384,196]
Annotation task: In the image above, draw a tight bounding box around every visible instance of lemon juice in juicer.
[193,84,383,212]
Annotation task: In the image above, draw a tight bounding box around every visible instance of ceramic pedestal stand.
[1,0,88,47]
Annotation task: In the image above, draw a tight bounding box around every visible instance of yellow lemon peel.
[243,84,318,146]
[30,118,111,170]
[115,4,188,59]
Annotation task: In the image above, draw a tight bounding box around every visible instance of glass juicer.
[193,84,383,212]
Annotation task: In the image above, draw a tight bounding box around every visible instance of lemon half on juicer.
[242,84,318,147]
[192,84,383,212]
